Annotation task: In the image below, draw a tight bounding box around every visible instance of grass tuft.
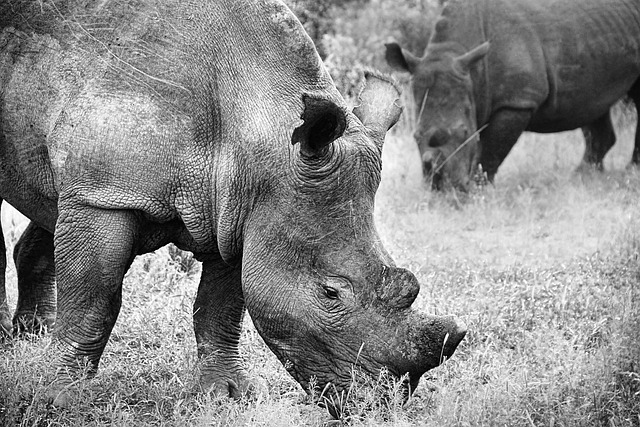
[314,367,411,425]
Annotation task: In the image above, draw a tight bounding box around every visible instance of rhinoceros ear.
[385,42,419,74]
[353,71,403,142]
[454,41,490,73]
[292,95,347,157]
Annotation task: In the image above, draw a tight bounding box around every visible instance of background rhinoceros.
[0,0,465,407]
[386,0,640,190]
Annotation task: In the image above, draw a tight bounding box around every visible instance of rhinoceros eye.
[323,285,339,300]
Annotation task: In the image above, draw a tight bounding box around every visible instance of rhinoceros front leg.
[49,204,138,407]
[480,108,533,181]
[194,254,252,398]
[12,221,56,335]
[0,204,12,336]
[628,81,640,165]
[579,112,615,171]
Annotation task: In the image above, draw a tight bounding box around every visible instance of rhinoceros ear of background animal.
[454,41,490,74]
[292,95,347,158]
[385,42,419,74]
[353,71,403,143]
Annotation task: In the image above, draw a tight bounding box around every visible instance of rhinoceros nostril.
[428,128,450,148]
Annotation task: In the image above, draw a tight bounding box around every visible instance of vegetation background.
[1,0,640,425]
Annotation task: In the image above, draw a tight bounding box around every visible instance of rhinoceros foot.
[48,389,70,408]
[46,381,76,408]
[200,367,266,400]
[575,160,603,174]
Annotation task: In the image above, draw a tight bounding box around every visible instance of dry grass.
[1,108,640,426]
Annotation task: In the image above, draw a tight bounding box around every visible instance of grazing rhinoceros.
[386,0,640,190]
[0,0,466,407]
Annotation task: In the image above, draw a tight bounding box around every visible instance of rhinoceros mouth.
[421,148,445,190]
[316,367,414,420]
[430,170,445,191]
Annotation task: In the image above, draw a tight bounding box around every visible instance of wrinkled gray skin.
[0,0,466,407]
[386,0,640,191]
[0,217,56,335]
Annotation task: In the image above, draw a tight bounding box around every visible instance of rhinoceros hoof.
[46,384,74,408]
[575,161,602,174]
[201,370,266,400]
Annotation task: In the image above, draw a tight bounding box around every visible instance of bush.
[285,0,361,58]
[285,0,441,97]
[322,0,440,97]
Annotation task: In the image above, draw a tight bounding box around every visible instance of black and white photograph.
[1,0,639,425]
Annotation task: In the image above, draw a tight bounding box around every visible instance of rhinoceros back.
[432,0,640,128]
[0,0,334,138]
[0,0,340,231]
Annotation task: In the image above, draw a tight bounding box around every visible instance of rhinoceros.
[0,0,466,407]
[385,0,640,190]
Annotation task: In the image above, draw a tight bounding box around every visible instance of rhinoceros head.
[385,41,490,191]
[240,72,466,401]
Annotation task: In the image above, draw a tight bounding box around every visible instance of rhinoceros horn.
[454,41,490,74]
[291,95,347,158]
[375,265,420,309]
[353,71,403,144]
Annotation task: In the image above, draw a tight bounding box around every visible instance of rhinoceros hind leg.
[194,254,256,399]
[12,222,56,335]
[579,112,615,171]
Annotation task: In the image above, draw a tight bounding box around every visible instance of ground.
[1,105,639,426]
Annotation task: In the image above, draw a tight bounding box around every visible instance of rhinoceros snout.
[394,313,466,387]
[421,149,442,175]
